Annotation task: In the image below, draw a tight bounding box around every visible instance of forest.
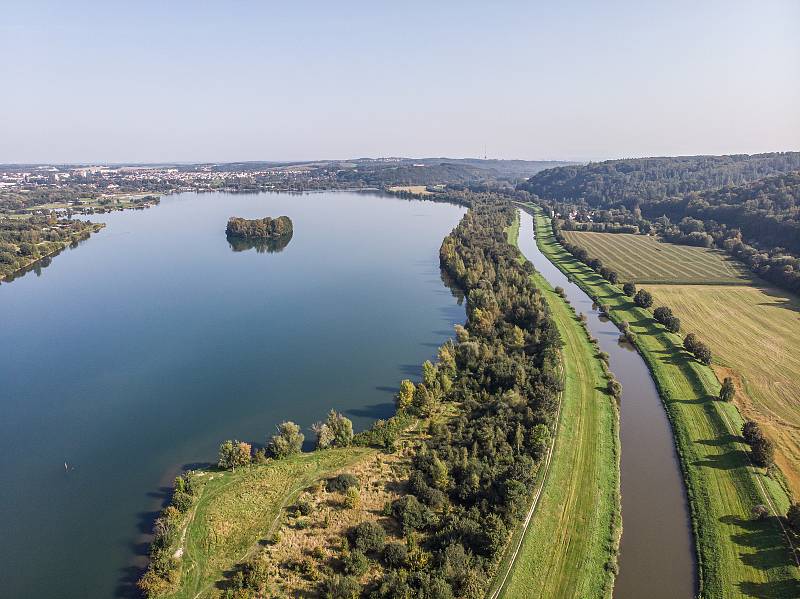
[521,154,800,295]
[0,216,101,280]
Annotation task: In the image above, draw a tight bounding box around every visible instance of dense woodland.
[0,217,101,280]
[522,154,800,295]
[225,215,293,239]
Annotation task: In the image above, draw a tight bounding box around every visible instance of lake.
[0,191,466,598]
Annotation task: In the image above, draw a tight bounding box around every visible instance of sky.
[1,0,798,164]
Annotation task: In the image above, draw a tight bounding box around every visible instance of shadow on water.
[226,231,293,253]
[115,462,214,598]
[344,402,395,420]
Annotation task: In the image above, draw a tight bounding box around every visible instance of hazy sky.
[1,0,798,163]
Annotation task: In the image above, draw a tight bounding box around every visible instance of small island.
[226,215,293,253]
[226,215,293,239]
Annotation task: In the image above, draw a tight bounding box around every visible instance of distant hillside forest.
[520,153,800,294]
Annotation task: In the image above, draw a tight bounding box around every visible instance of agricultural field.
[536,209,800,597]
[648,284,800,497]
[387,185,431,195]
[561,230,751,284]
[492,215,619,598]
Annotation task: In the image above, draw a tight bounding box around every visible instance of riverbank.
[528,205,800,597]
[491,212,620,598]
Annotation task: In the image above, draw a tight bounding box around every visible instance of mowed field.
[561,230,751,284]
[648,284,800,497]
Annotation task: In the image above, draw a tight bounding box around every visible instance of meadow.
[159,448,373,599]
[648,284,800,497]
[561,230,750,284]
[536,209,800,598]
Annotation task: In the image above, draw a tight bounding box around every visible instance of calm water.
[0,191,465,598]
[516,210,696,598]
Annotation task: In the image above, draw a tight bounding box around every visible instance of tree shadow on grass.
[695,434,741,447]
[692,449,749,470]
[738,579,800,599]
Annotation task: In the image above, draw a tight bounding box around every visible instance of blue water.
[0,191,465,598]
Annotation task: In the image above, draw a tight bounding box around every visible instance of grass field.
[534,207,800,598]
[160,447,373,599]
[387,185,431,195]
[561,230,751,284]
[648,284,800,498]
[492,213,620,598]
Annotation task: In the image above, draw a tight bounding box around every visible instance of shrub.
[320,574,360,599]
[653,306,673,323]
[742,420,763,445]
[297,493,314,516]
[344,487,360,509]
[349,521,386,553]
[342,549,369,576]
[751,504,769,520]
[391,495,435,533]
[623,282,636,296]
[633,289,653,308]
[327,473,359,493]
[382,542,408,568]
[788,503,800,532]
[607,379,622,399]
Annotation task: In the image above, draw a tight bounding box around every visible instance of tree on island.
[218,439,252,471]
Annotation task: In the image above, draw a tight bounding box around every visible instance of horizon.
[2,149,799,169]
[2,0,798,164]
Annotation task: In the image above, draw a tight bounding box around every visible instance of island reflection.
[226,231,293,254]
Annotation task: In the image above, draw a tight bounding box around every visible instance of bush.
[788,503,800,532]
[342,549,369,576]
[344,487,360,509]
[751,504,769,520]
[391,495,435,533]
[623,282,636,296]
[653,306,673,322]
[634,289,653,308]
[349,521,386,553]
[382,542,408,568]
[297,493,314,516]
[327,473,359,493]
[320,574,360,599]
[742,420,763,445]
[607,379,622,399]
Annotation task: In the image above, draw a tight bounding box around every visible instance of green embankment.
[491,213,620,598]
[162,447,373,599]
[530,206,800,598]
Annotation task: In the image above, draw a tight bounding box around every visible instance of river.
[516,210,695,598]
[0,191,465,598]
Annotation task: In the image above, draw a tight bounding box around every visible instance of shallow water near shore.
[516,210,696,598]
[0,191,465,598]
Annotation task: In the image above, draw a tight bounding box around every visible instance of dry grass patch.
[649,283,800,497]
[561,230,750,284]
